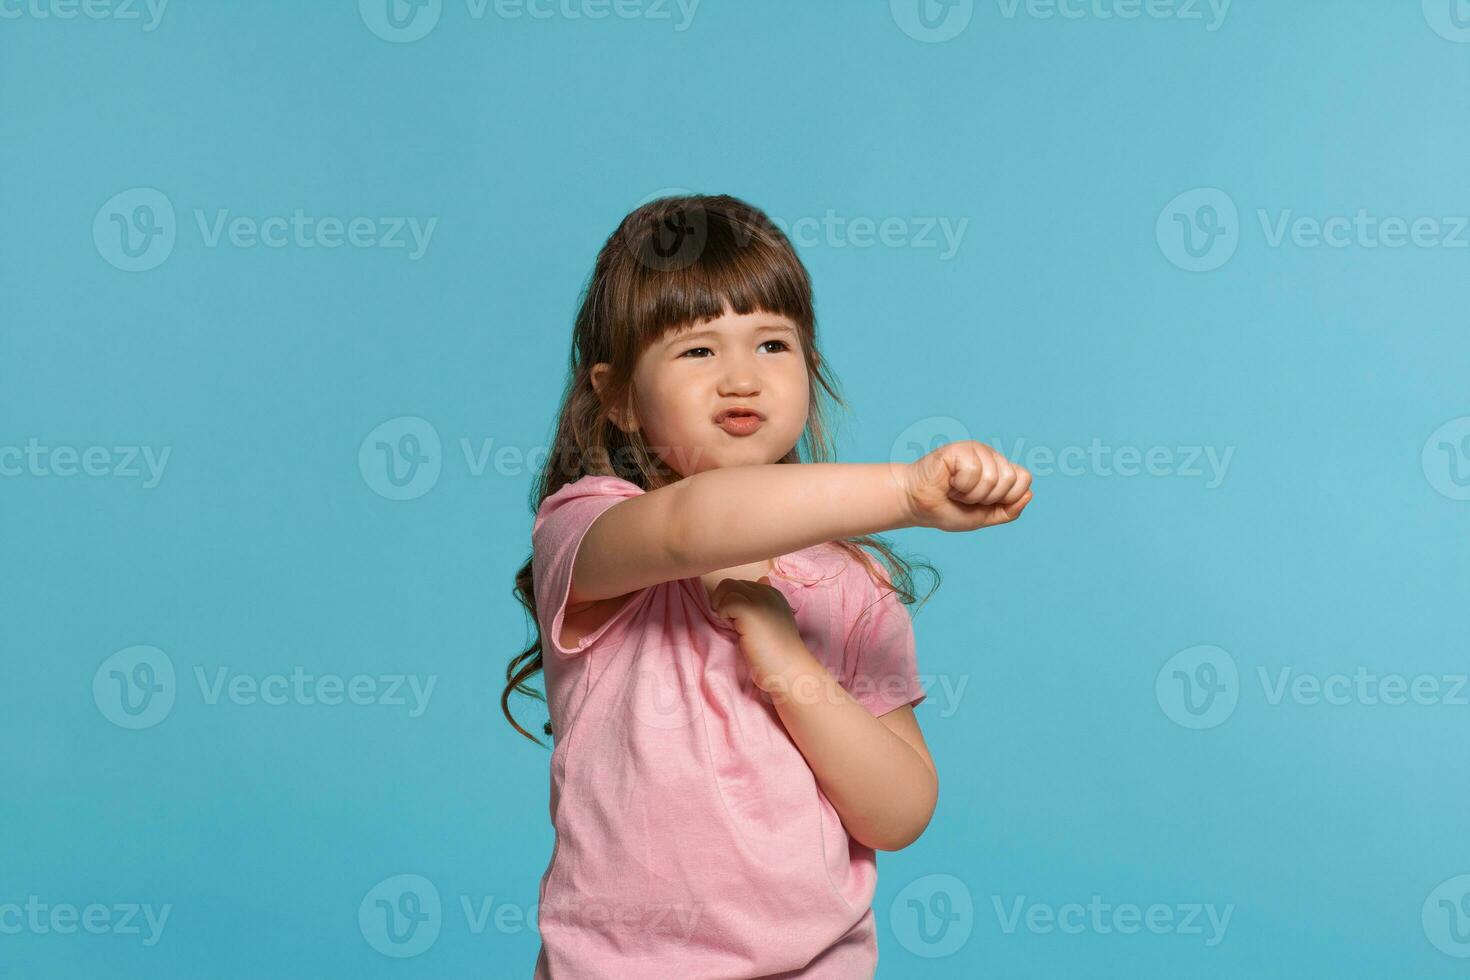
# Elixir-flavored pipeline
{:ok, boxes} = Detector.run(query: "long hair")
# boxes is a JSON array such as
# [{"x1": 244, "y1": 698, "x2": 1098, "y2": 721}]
[{"x1": 503, "y1": 193, "x2": 937, "y2": 747}]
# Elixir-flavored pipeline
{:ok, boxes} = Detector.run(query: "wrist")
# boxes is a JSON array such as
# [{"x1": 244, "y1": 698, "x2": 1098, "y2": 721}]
[
  {"x1": 751, "y1": 641, "x2": 825, "y2": 700},
  {"x1": 884, "y1": 460, "x2": 921, "y2": 530}
]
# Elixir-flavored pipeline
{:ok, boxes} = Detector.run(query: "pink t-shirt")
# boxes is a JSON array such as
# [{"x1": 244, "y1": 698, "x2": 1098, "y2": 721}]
[{"x1": 529, "y1": 474, "x2": 927, "y2": 979}]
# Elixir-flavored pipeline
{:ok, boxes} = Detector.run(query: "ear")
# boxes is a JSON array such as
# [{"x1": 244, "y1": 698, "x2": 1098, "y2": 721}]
[{"x1": 590, "y1": 363, "x2": 639, "y2": 433}]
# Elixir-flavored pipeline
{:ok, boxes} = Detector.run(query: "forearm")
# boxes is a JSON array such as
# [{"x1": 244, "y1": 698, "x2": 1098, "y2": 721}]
[
  {"x1": 667, "y1": 462, "x2": 913, "y2": 576},
  {"x1": 759, "y1": 643, "x2": 937, "y2": 852}
]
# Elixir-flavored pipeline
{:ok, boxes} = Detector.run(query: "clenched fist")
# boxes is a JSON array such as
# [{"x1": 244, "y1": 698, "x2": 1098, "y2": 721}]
[{"x1": 901, "y1": 440, "x2": 1033, "y2": 532}]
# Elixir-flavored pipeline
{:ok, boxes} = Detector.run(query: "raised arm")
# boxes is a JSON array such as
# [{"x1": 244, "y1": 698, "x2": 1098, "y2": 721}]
[
  {"x1": 569, "y1": 462, "x2": 912, "y2": 605},
  {"x1": 571, "y1": 441, "x2": 1032, "y2": 605}
]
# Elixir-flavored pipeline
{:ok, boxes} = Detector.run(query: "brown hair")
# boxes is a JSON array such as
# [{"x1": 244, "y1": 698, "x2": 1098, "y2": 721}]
[{"x1": 502, "y1": 193, "x2": 937, "y2": 747}]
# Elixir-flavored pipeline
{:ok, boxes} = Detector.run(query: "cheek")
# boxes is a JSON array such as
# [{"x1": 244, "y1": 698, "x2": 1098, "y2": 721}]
[
  {"x1": 636, "y1": 382, "x2": 701, "y2": 440},
  {"x1": 784, "y1": 372, "x2": 812, "y2": 421}
]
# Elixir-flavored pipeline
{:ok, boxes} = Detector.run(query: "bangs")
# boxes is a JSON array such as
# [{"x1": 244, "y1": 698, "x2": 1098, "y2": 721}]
[{"x1": 613, "y1": 196, "x2": 814, "y2": 352}]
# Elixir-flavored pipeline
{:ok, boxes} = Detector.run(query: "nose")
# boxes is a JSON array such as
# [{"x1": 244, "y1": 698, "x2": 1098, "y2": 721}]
[{"x1": 716, "y1": 348, "x2": 761, "y2": 397}]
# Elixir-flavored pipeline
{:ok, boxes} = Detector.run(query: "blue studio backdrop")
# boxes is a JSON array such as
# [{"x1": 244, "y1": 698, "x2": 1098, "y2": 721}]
[{"x1": 4, "y1": 1, "x2": 1470, "y2": 977}]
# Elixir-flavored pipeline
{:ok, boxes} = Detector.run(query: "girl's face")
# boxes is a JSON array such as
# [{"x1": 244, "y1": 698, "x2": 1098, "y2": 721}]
[{"x1": 593, "y1": 305, "x2": 812, "y2": 478}]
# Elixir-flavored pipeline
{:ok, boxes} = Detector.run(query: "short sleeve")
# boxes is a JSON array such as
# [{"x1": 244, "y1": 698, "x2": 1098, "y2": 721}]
[
  {"x1": 846, "y1": 581, "x2": 927, "y2": 716},
  {"x1": 531, "y1": 475, "x2": 648, "y2": 658}
]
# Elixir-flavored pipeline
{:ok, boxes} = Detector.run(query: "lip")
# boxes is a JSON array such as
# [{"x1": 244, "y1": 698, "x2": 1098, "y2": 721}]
[
  {"x1": 713, "y1": 407, "x2": 766, "y2": 424},
  {"x1": 714, "y1": 407, "x2": 765, "y2": 437}
]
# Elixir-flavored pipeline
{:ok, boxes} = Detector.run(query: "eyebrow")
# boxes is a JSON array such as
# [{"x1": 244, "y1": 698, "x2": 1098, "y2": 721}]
[{"x1": 667, "y1": 323, "x2": 798, "y2": 346}]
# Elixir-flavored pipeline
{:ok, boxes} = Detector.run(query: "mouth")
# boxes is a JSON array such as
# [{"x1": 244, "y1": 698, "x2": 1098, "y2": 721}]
[{"x1": 714, "y1": 407, "x2": 765, "y2": 436}]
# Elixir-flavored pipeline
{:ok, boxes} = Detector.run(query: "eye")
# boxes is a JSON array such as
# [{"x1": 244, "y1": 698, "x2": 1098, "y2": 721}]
[{"x1": 678, "y1": 340, "x2": 792, "y2": 359}]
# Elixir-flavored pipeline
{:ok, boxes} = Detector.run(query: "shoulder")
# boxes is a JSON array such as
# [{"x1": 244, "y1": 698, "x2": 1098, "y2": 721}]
[
  {"x1": 832, "y1": 547, "x2": 910, "y2": 633},
  {"x1": 772, "y1": 541, "x2": 850, "y2": 588},
  {"x1": 777, "y1": 542, "x2": 893, "y2": 612},
  {"x1": 533, "y1": 474, "x2": 646, "y2": 531}
]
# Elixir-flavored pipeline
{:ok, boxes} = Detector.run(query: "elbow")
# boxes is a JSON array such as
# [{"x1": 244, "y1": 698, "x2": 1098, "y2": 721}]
[
  {"x1": 867, "y1": 822, "x2": 928, "y2": 853},
  {"x1": 871, "y1": 811, "x2": 936, "y2": 853},
  {"x1": 867, "y1": 773, "x2": 939, "y2": 852}
]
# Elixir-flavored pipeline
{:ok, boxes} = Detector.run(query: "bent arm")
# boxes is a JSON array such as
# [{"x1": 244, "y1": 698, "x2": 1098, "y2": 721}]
[
  {"x1": 570, "y1": 463, "x2": 914, "y2": 604},
  {"x1": 761, "y1": 645, "x2": 938, "y2": 851}
]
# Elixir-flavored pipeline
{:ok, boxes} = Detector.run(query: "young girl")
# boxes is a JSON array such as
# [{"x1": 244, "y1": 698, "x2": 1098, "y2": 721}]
[{"x1": 503, "y1": 194, "x2": 1032, "y2": 978}]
